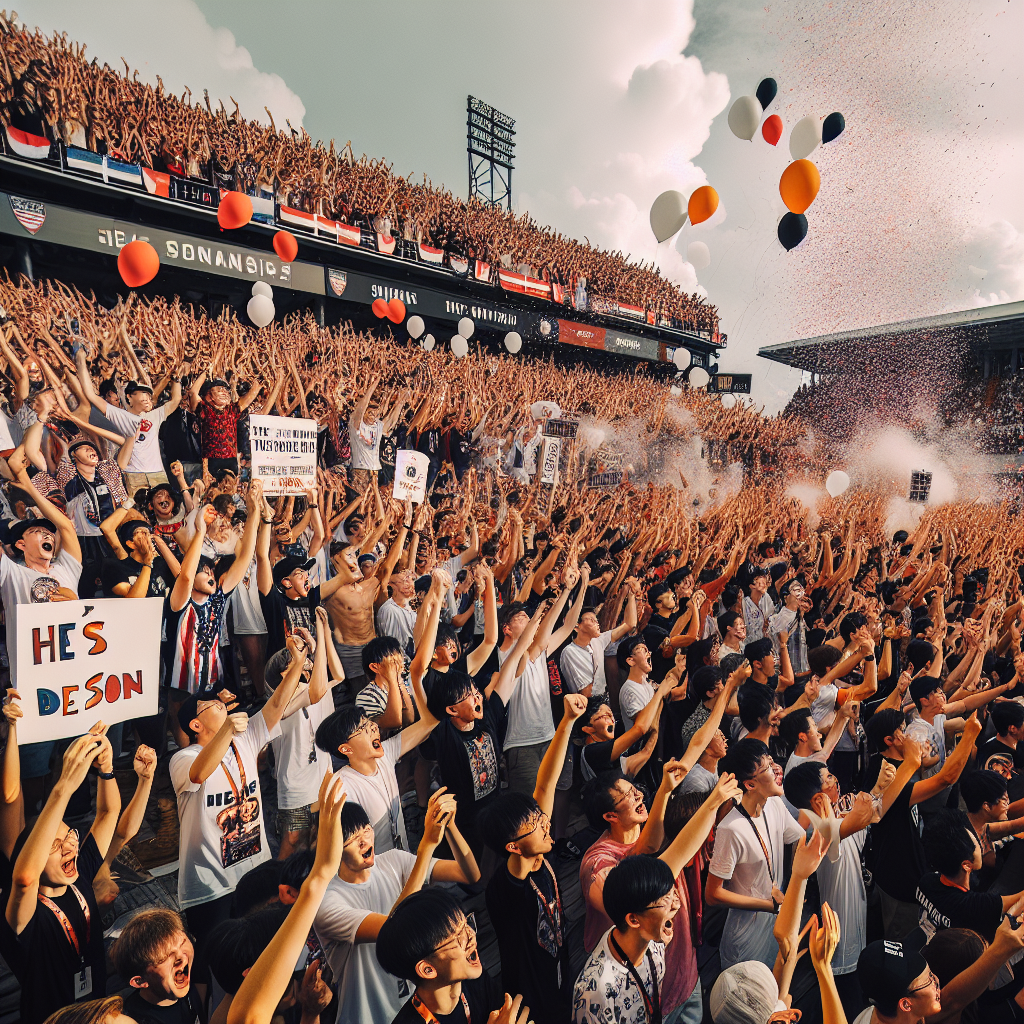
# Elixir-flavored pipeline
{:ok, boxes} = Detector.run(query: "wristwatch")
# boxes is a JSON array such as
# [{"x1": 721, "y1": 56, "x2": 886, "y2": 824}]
[{"x1": 96, "y1": 769, "x2": 115, "y2": 780}]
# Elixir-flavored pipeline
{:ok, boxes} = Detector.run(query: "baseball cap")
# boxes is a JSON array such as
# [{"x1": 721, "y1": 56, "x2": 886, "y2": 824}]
[
  {"x1": 857, "y1": 940, "x2": 930, "y2": 1014},
  {"x1": 199, "y1": 377, "x2": 229, "y2": 398},
  {"x1": 710, "y1": 961, "x2": 783, "y2": 1024},
  {"x1": 6, "y1": 517, "x2": 57, "y2": 546},
  {"x1": 124, "y1": 381, "x2": 153, "y2": 396},
  {"x1": 116, "y1": 519, "x2": 152, "y2": 550},
  {"x1": 67, "y1": 437, "x2": 100, "y2": 457},
  {"x1": 273, "y1": 555, "x2": 315, "y2": 586}
]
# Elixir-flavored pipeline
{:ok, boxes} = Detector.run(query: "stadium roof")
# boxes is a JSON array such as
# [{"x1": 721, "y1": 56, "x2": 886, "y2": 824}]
[{"x1": 758, "y1": 300, "x2": 1024, "y2": 372}]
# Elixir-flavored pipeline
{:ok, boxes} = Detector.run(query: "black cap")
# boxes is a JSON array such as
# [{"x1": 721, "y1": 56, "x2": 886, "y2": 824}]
[
  {"x1": 68, "y1": 437, "x2": 100, "y2": 457},
  {"x1": 199, "y1": 378, "x2": 229, "y2": 398},
  {"x1": 124, "y1": 381, "x2": 153, "y2": 396},
  {"x1": 116, "y1": 519, "x2": 152, "y2": 550},
  {"x1": 273, "y1": 555, "x2": 315, "y2": 586},
  {"x1": 857, "y1": 940, "x2": 929, "y2": 1014},
  {"x1": 6, "y1": 517, "x2": 57, "y2": 546}
]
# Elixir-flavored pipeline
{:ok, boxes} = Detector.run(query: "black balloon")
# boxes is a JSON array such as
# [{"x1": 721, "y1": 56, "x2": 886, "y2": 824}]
[
  {"x1": 778, "y1": 213, "x2": 808, "y2": 251},
  {"x1": 822, "y1": 111, "x2": 846, "y2": 143},
  {"x1": 755, "y1": 77, "x2": 777, "y2": 109}
]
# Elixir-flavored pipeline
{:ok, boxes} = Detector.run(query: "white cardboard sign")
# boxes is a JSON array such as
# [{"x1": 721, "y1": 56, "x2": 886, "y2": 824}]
[
  {"x1": 392, "y1": 450, "x2": 429, "y2": 504},
  {"x1": 248, "y1": 415, "x2": 318, "y2": 495}
]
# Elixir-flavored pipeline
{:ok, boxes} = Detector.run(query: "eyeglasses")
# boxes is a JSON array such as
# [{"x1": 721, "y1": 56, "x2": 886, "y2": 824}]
[
  {"x1": 348, "y1": 719, "x2": 378, "y2": 739},
  {"x1": 430, "y1": 914, "x2": 478, "y2": 955},
  {"x1": 512, "y1": 813, "x2": 550, "y2": 843},
  {"x1": 196, "y1": 699, "x2": 224, "y2": 716},
  {"x1": 907, "y1": 970, "x2": 940, "y2": 995},
  {"x1": 50, "y1": 828, "x2": 79, "y2": 855},
  {"x1": 755, "y1": 759, "x2": 780, "y2": 778},
  {"x1": 645, "y1": 889, "x2": 681, "y2": 913},
  {"x1": 343, "y1": 824, "x2": 374, "y2": 848},
  {"x1": 612, "y1": 784, "x2": 642, "y2": 809}
]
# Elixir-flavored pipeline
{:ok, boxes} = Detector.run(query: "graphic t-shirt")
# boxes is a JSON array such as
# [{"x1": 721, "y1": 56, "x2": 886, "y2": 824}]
[
  {"x1": 59, "y1": 463, "x2": 121, "y2": 537},
  {"x1": 102, "y1": 555, "x2": 174, "y2": 598},
  {"x1": 169, "y1": 709, "x2": 279, "y2": 909},
  {"x1": 260, "y1": 583, "x2": 322, "y2": 659},
  {"x1": 163, "y1": 589, "x2": 229, "y2": 695},
  {"x1": 916, "y1": 872, "x2": 1003, "y2": 941},
  {"x1": 103, "y1": 402, "x2": 169, "y2": 473},
  {"x1": 197, "y1": 400, "x2": 241, "y2": 459},
  {"x1": 572, "y1": 930, "x2": 666, "y2": 1024}
]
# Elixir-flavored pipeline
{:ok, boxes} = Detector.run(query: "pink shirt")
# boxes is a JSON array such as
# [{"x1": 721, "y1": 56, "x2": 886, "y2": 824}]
[{"x1": 579, "y1": 832, "x2": 699, "y2": 1014}]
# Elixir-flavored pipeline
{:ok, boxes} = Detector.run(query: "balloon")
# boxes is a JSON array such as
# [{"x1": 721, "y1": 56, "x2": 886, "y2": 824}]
[
  {"x1": 825, "y1": 470, "x2": 850, "y2": 497},
  {"x1": 371, "y1": 298, "x2": 389, "y2": 318},
  {"x1": 458, "y1": 317, "x2": 475, "y2": 339},
  {"x1": 822, "y1": 111, "x2": 846, "y2": 144},
  {"x1": 246, "y1": 294, "x2": 275, "y2": 328},
  {"x1": 450, "y1": 335, "x2": 469, "y2": 358},
  {"x1": 539, "y1": 319, "x2": 552, "y2": 336},
  {"x1": 686, "y1": 241, "x2": 710, "y2": 270},
  {"x1": 688, "y1": 366, "x2": 710, "y2": 389},
  {"x1": 669, "y1": 385, "x2": 683, "y2": 397},
  {"x1": 252, "y1": 280, "x2": 273, "y2": 299},
  {"x1": 688, "y1": 186, "x2": 719, "y2": 226},
  {"x1": 780, "y1": 159, "x2": 820, "y2": 214},
  {"x1": 778, "y1": 212, "x2": 808, "y2": 251},
  {"x1": 756, "y1": 77, "x2": 778, "y2": 109},
  {"x1": 504, "y1": 331, "x2": 522, "y2": 353},
  {"x1": 272, "y1": 230, "x2": 298, "y2": 262},
  {"x1": 673, "y1": 347, "x2": 691, "y2": 371},
  {"x1": 217, "y1": 191, "x2": 253, "y2": 230},
  {"x1": 406, "y1": 315, "x2": 425, "y2": 340},
  {"x1": 727, "y1": 95, "x2": 762, "y2": 141},
  {"x1": 422, "y1": 334, "x2": 435, "y2": 351},
  {"x1": 720, "y1": 393, "x2": 737, "y2": 410},
  {"x1": 117, "y1": 240, "x2": 159, "y2": 288},
  {"x1": 387, "y1": 298, "x2": 406, "y2": 323},
  {"x1": 649, "y1": 190, "x2": 688, "y2": 242},
  {"x1": 761, "y1": 114, "x2": 783, "y2": 147},
  {"x1": 789, "y1": 115, "x2": 822, "y2": 160}
]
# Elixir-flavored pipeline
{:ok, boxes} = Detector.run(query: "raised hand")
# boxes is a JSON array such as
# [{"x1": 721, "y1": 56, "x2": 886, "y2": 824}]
[{"x1": 133, "y1": 744, "x2": 157, "y2": 780}]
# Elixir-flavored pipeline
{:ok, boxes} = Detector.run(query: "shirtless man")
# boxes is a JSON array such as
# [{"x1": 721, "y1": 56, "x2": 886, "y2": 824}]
[{"x1": 324, "y1": 542, "x2": 383, "y2": 698}]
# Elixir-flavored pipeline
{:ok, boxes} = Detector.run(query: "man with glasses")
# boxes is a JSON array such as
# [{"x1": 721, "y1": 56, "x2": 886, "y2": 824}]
[
  {"x1": 770, "y1": 578, "x2": 811, "y2": 678},
  {"x1": 559, "y1": 580, "x2": 639, "y2": 699}
]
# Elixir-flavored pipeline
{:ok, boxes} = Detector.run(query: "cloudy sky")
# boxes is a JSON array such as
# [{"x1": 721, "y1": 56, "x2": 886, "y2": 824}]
[{"x1": 16, "y1": 0, "x2": 1023, "y2": 409}]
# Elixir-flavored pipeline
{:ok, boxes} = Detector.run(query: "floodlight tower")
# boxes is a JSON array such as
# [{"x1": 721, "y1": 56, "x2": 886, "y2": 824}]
[{"x1": 467, "y1": 96, "x2": 515, "y2": 210}]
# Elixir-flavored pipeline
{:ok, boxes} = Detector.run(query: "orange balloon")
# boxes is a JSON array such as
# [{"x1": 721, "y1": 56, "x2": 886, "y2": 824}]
[
  {"x1": 779, "y1": 159, "x2": 820, "y2": 214},
  {"x1": 117, "y1": 240, "x2": 159, "y2": 288},
  {"x1": 217, "y1": 191, "x2": 253, "y2": 230},
  {"x1": 761, "y1": 114, "x2": 783, "y2": 147},
  {"x1": 273, "y1": 230, "x2": 298, "y2": 262},
  {"x1": 386, "y1": 298, "x2": 406, "y2": 323},
  {"x1": 371, "y1": 298, "x2": 389, "y2": 318},
  {"x1": 688, "y1": 186, "x2": 719, "y2": 226}
]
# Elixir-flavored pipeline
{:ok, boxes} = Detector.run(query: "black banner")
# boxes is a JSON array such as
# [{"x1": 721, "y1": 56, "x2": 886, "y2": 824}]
[{"x1": 706, "y1": 373, "x2": 752, "y2": 394}]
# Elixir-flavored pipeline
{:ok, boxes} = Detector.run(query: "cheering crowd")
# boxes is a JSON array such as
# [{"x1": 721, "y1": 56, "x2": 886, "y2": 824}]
[{"x1": 0, "y1": 268, "x2": 1016, "y2": 1024}]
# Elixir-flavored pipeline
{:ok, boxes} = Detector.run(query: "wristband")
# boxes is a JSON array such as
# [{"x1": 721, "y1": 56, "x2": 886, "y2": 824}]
[
  {"x1": 262, "y1": 518, "x2": 274, "y2": 524},
  {"x1": 96, "y1": 770, "x2": 115, "y2": 780},
  {"x1": 144, "y1": 562, "x2": 155, "y2": 569},
  {"x1": 864, "y1": 654, "x2": 876, "y2": 662}
]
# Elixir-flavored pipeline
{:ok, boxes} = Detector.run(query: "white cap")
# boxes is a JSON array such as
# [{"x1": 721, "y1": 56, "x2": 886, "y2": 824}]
[{"x1": 710, "y1": 961, "x2": 785, "y2": 1024}]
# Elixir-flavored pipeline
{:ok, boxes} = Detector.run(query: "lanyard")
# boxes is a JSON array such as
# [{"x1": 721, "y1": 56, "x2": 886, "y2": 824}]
[
  {"x1": 37, "y1": 883, "x2": 90, "y2": 958},
  {"x1": 736, "y1": 803, "x2": 775, "y2": 887},
  {"x1": 411, "y1": 991, "x2": 471, "y2": 1024},
  {"x1": 221, "y1": 742, "x2": 247, "y2": 802},
  {"x1": 608, "y1": 932, "x2": 661, "y2": 1024},
  {"x1": 528, "y1": 858, "x2": 563, "y2": 949},
  {"x1": 940, "y1": 876, "x2": 970, "y2": 892}
]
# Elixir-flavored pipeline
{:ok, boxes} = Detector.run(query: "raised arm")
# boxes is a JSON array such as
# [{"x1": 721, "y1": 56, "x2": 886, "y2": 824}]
[
  {"x1": 533, "y1": 695, "x2": 587, "y2": 817},
  {"x1": 171, "y1": 505, "x2": 214, "y2": 612},
  {"x1": 10, "y1": 450, "x2": 82, "y2": 564},
  {"x1": 219, "y1": 482, "x2": 263, "y2": 594},
  {"x1": 548, "y1": 564, "x2": 591, "y2": 651},
  {"x1": 662, "y1": 772, "x2": 743, "y2": 876},
  {"x1": 465, "y1": 565, "x2": 498, "y2": 677}
]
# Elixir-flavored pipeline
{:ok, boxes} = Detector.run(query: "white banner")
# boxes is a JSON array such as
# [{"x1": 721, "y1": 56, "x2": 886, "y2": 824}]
[
  {"x1": 392, "y1": 450, "x2": 429, "y2": 504},
  {"x1": 248, "y1": 415, "x2": 318, "y2": 495},
  {"x1": 15, "y1": 597, "x2": 162, "y2": 743},
  {"x1": 0, "y1": 411, "x2": 14, "y2": 452},
  {"x1": 539, "y1": 436, "x2": 562, "y2": 485}
]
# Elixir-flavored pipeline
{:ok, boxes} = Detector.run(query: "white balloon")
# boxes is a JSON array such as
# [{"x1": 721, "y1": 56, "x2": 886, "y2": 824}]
[
  {"x1": 688, "y1": 366, "x2": 710, "y2": 389},
  {"x1": 406, "y1": 315, "x2": 425, "y2": 340},
  {"x1": 669, "y1": 385, "x2": 683, "y2": 396},
  {"x1": 686, "y1": 241, "x2": 711, "y2": 271},
  {"x1": 539, "y1": 319, "x2": 552, "y2": 336},
  {"x1": 422, "y1": 334, "x2": 435, "y2": 351},
  {"x1": 458, "y1": 317, "x2": 475, "y2": 339},
  {"x1": 251, "y1": 281, "x2": 273, "y2": 300},
  {"x1": 504, "y1": 331, "x2": 522, "y2": 353},
  {"x1": 450, "y1": 335, "x2": 469, "y2": 358},
  {"x1": 672, "y1": 347, "x2": 691, "y2": 371},
  {"x1": 649, "y1": 190, "x2": 688, "y2": 243},
  {"x1": 789, "y1": 115, "x2": 822, "y2": 160},
  {"x1": 246, "y1": 294, "x2": 275, "y2": 328},
  {"x1": 720, "y1": 393, "x2": 737, "y2": 409},
  {"x1": 825, "y1": 470, "x2": 851, "y2": 497},
  {"x1": 727, "y1": 95, "x2": 762, "y2": 141}
]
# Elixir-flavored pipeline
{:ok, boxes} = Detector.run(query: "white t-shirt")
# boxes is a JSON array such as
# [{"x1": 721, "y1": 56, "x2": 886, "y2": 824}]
[
  {"x1": 679, "y1": 762, "x2": 718, "y2": 795},
  {"x1": 560, "y1": 630, "x2": 614, "y2": 697},
  {"x1": 905, "y1": 713, "x2": 947, "y2": 778},
  {"x1": 349, "y1": 415, "x2": 383, "y2": 471},
  {"x1": 572, "y1": 929, "x2": 666, "y2": 1024},
  {"x1": 103, "y1": 402, "x2": 169, "y2": 474},
  {"x1": 340, "y1": 734, "x2": 409, "y2": 853},
  {"x1": 229, "y1": 557, "x2": 267, "y2": 635},
  {"x1": 271, "y1": 688, "x2": 334, "y2": 810},
  {"x1": 169, "y1": 709, "x2": 280, "y2": 908},
  {"x1": 498, "y1": 647, "x2": 555, "y2": 750},
  {"x1": 709, "y1": 798, "x2": 806, "y2": 968},
  {"x1": 376, "y1": 598, "x2": 417, "y2": 657},
  {"x1": 816, "y1": 829, "x2": 868, "y2": 975},
  {"x1": 314, "y1": 849, "x2": 437, "y2": 1024},
  {"x1": 0, "y1": 549, "x2": 83, "y2": 684},
  {"x1": 618, "y1": 678, "x2": 655, "y2": 731}
]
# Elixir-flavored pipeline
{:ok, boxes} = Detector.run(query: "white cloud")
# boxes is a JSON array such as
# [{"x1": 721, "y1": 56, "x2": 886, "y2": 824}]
[{"x1": 15, "y1": 0, "x2": 305, "y2": 127}]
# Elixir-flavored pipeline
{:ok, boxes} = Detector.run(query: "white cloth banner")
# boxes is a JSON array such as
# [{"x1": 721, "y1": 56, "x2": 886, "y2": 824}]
[
  {"x1": 16, "y1": 597, "x2": 162, "y2": 743},
  {"x1": 392, "y1": 450, "x2": 429, "y2": 504},
  {"x1": 248, "y1": 415, "x2": 318, "y2": 495}
]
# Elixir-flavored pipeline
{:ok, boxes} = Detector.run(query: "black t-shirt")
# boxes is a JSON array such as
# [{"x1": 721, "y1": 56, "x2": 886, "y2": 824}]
[
  {"x1": 978, "y1": 737, "x2": 1024, "y2": 773},
  {"x1": 644, "y1": 616, "x2": 676, "y2": 683},
  {"x1": 421, "y1": 692, "x2": 508, "y2": 824},
  {"x1": 259, "y1": 583, "x2": 322, "y2": 659},
  {"x1": 0, "y1": 833, "x2": 106, "y2": 1022},
  {"x1": 123, "y1": 988, "x2": 205, "y2": 1024},
  {"x1": 102, "y1": 555, "x2": 174, "y2": 599},
  {"x1": 392, "y1": 973, "x2": 501, "y2": 1024},
  {"x1": 579, "y1": 739, "x2": 621, "y2": 781},
  {"x1": 916, "y1": 872, "x2": 1003, "y2": 940},
  {"x1": 160, "y1": 406, "x2": 202, "y2": 464},
  {"x1": 870, "y1": 762, "x2": 930, "y2": 902},
  {"x1": 485, "y1": 859, "x2": 572, "y2": 1021}
]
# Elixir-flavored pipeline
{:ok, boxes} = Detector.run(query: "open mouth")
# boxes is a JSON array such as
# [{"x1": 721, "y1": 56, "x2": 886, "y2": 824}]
[
  {"x1": 466, "y1": 946, "x2": 480, "y2": 966},
  {"x1": 41, "y1": 539, "x2": 54, "y2": 553},
  {"x1": 362, "y1": 846, "x2": 374, "y2": 862},
  {"x1": 173, "y1": 964, "x2": 189, "y2": 988},
  {"x1": 371, "y1": 738, "x2": 382, "y2": 752},
  {"x1": 62, "y1": 854, "x2": 77, "y2": 877}
]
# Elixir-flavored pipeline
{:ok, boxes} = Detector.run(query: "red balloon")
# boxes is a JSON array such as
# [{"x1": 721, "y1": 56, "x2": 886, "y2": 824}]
[
  {"x1": 217, "y1": 191, "x2": 253, "y2": 230},
  {"x1": 762, "y1": 114, "x2": 783, "y2": 147},
  {"x1": 371, "y1": 298, "x2": 389, "y2": 318},
  {"x1": 386, "y1": 298, "x2": 406, "y2": 323},
  {"x1": 273, "y1": 230, "x2": 298, "y2": 262},
  {"x1": 117, "y1": 240, "x2": 159, "y2": 288}
]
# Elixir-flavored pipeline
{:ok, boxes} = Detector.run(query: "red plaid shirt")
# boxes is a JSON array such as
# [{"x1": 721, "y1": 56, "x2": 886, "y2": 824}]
[{"x1": 197, "y1": 400, "x2": 240, "y2": 459}]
